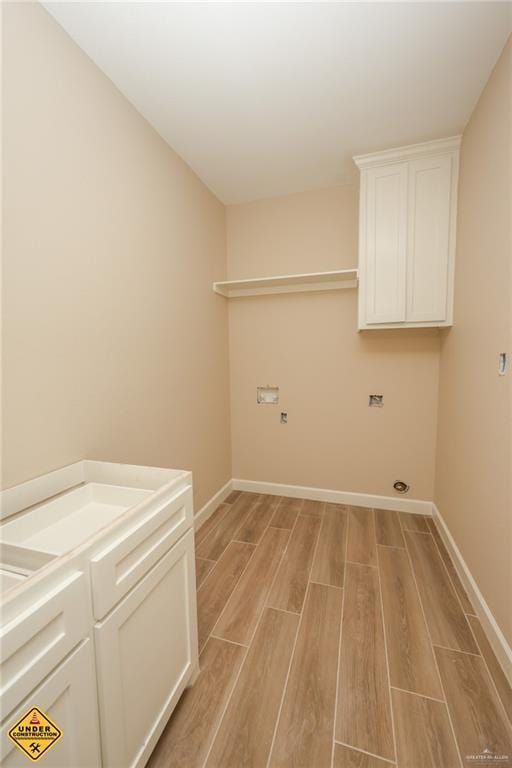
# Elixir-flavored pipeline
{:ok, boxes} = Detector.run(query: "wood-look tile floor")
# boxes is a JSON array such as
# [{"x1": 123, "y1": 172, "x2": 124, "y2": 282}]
[{"x1": 148, "y1": 494, "x2": 512, "y2": 768}]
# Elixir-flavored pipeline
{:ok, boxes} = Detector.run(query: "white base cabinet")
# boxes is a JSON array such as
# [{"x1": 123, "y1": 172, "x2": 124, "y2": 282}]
[
  {"x1": 95, "y1": 529, "x2": 197, "y2": 768},
  {"x1": 354, "y1": 136, "x2": 460, "y2": 330},
  {"x1": 0, "y1": 462, "x2": 198, "y2": 768}
]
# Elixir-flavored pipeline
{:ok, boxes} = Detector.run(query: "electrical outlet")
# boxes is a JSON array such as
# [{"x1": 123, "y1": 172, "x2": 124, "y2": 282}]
[
  {"x1": 369, "y1": 394, "x2": 384, "y2": 407},
  {"x1": 280, "y1": 412, "x2": 288, "y2": 424}
]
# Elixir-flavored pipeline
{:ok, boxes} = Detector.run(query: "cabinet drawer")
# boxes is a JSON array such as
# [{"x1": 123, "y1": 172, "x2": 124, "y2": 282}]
[
  {"x1": 95, "y1": 529, "x2": 198, "y2": 768},
  {"x1": 0, "y1": 572, "x2": 88, "y2": 721},
  {"x1": 90, "y1": 484, "x2": 192, "y2": 619}
]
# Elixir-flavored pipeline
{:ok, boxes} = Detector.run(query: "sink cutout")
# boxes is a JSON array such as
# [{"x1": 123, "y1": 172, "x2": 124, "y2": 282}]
[{"x1": 0, "y1": 484, "x2": 151, "y2": 556}]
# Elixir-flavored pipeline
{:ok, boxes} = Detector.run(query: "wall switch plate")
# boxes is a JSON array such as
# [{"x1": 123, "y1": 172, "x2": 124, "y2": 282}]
[
  {"x1": 369, "y1": 394, "x2": 384, "y2": 407},
  {"x1": 257, "y1": 386, "x2": 279, "y2": 404}
]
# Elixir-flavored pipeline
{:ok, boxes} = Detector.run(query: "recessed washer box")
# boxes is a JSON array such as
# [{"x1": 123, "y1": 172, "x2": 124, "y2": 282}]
[{"x1": 257, "y1": 386, "x2": 279, "y2": 404}]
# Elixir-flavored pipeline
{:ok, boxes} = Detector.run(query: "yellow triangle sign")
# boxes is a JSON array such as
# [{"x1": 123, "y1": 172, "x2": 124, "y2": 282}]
[{"x1": 8, "y1": 707, "x2": 63, "y2": 761}]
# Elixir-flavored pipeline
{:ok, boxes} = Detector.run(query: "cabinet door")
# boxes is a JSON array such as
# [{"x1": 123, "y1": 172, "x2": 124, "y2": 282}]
[
  {"x1": 362, "y1": 162, "x2": 408, "y2": 324},
  {"x1": 406, "y1": 155, "x2": 452, "y2": 322},
  {"x1": 0, "y1": 572, "x2": 89, "y2": 718},
  {"x1": 94, "y1": 528, "x2": 198, "y2": 768},
  {"x1": 0, "y1": 641, "x2": 101, "y2": 768}
]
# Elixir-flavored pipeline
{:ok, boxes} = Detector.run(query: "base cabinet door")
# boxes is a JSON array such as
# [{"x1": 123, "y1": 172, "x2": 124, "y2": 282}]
[
  {"x1": 0, "y1": 640, "x2": 101, "y2": 768},
  {"x1": 94, "y1": 529, "x2": 198, "y2": 768}
]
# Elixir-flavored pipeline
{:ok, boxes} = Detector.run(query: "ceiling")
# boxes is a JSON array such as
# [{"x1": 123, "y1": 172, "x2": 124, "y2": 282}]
[{"x1": 43, "y1": 2, "x2": 511, "y2": 204}]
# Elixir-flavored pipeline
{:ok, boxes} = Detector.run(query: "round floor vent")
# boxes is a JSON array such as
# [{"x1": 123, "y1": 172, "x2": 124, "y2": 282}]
[{"x1": 393, "y1": 480, "x2": 410, "y2": 494}]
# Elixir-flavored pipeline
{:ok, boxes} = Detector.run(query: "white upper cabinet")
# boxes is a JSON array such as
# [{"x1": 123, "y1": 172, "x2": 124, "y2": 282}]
[
  {"x1": 354, "y1": 137, "x2": 460, "y2": 330},
  {"x1": 363, "y1": 162, "x2": 408, "y2": 324}
]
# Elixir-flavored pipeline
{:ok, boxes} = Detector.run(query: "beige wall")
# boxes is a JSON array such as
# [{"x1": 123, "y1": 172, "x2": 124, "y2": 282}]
[
  {"x1": 227, "y1": 187, "x2": 441, "y2": 500},
  {"x1": 1, "y1": 2, "x2": 231, "y2": 509},
  {"x1": 435, "y1": 39, "x2": 512, "y2": 645},
  {"x1": 3, "y1": 8, "x2": 510, "y2": 651}
]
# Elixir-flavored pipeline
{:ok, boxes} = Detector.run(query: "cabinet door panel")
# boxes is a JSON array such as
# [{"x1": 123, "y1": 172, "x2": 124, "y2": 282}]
[
  {"x1": 364, "y1": 163, "x2": 408, "y2": 324},
  {"x1": 0, "y1": 641, "x2": 101, "y2": 768},
  {"x1": 406, "y1": 155, "x2": 452, "y2": 321},
  {"x1": 94, "y1": 529, "x2": 198, "y2": 768},
  {"x1": 0, "y1": 572, "x2": 88, "y2": 718}
]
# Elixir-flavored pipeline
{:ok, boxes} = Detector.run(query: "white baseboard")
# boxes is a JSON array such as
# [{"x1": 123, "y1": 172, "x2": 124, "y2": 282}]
[
  {"x1": 232, "y1": 478, "x2": 433, "y2": 515},
  {"x1": 194, "y1": 479, "x2": 233, "y2": 530},
  {"x1": 433, "y1": 503, "x2": 512, "y2": 686}
]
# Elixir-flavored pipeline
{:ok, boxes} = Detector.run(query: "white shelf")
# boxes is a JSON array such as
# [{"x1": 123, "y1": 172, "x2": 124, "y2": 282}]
[{"x1": 213, "y1": 269, "x2": 358, "y2": 298}]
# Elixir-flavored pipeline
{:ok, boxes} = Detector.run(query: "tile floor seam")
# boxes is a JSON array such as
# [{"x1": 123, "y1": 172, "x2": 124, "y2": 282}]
[
  {"x1": 195, "y1": 555, "x2": 221, "y2": 594},
  {"x1": 194, "y1": 496, "x2": 258, "y2": 592},
  {"x1": 334, "y1": 740, "x2": 397, "y2": 765},
  {"x1": 424, "y1": 518, "x2": 478, "y2": 616},
  {"x1": 389, "y1": 685, "x2": 446, "y2": 705},
  {"x1": 431, "y1": 642, "x2": 482, "y2": 658},
  {"x1": 231, "y1": 493, "x2": 263, "y2": 542},
  {"x1": 254, "y1": 497, "x2": 282, "y2": 544},
  {"x1": 403, "y1": 530, "x2": 480, "y2": 655},
  {"x1": 203, "y1": 541, "x2": 259, "y2": 652},
  {"x1": 345, "y1": 558, "x2": 378, "y2": 568},
  {"x1": 267, "y1": 511, "x2": 324, "y2": 615},
  {"x1": 309, "y1": 580, "x2": 344, "y2": 590},
  {"x1": 265, "y1": 507, "x2": 323, "y2": 768},
  {"x1": 198, "y1": 636, "x2": 250, "y2": 768},
  {"x1": 197, "y1": 502, "x2": 254, "y2": 563},
  {"x1": 273, "y1": 496, "x2": 305, "y2": 531},
  {"x1": 268, "y1": 524, "x2": 296, "y2": 532},
  {"x1": 199, "y1": 492, "x2": 293, "y2": 768},
  {"x1": 249, "y1": 496, "x2": 283, "y2": 546},
  {"x1": 264, "y1": 578, "x2": 314, "y2": 768},
  {"x1": 222, "y1": 510, "x2": 298, "y2": 652},
  {"x1": 195, "y1": 557, "x2": 222, "y2": 593},
  {"x1": 209, "y1": 634, "x2": 248, "y2": 648},
  {"x1": 465, "y1": 618, "x2": 512, "y2": 729},
  {"x1": 427, "y1": 518, "x2": 476, "y2": 618},
  {"x1": 374, "y1": 513, "x2": 398, "y2": 765},
  {"x1": 330, "y1": 498, "x2": 349, "y2": 768},
  {"x1": 402, "y1": 526, "x2": 464, "y2": 768},
  {"x1": 194, "y1": 504, "x2": 230, "y2": 551},
  {"x1": 264, "y1": 604, "x2": 300, "y2": 616},
  {"x1": 402, "y1": 528, "x2": 430, "y2": 535}
]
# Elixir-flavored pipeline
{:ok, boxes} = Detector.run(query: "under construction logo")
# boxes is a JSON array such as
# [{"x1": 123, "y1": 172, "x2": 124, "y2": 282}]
[{"x1": 8, "y1": 707, "x2": 62, "y2": 761}]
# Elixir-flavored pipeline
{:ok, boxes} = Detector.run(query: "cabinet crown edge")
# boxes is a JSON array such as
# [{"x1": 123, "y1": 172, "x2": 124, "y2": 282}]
[{"x1": 353, "y1": 135, "x2": 461, "y2": 170}]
